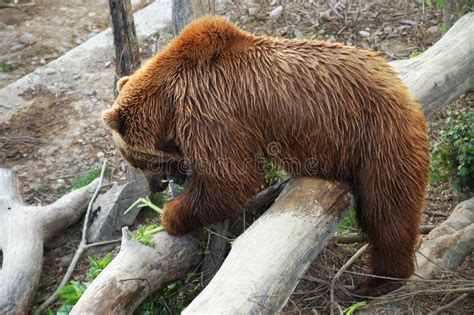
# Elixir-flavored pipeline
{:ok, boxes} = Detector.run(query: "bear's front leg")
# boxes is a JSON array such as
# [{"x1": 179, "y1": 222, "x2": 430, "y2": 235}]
[{"x1": 161, "y1": 171, "x2": 261, "y2": 235}]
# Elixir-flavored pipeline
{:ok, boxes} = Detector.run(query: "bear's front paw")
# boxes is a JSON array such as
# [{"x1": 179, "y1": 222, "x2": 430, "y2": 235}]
[{"x1": 160, "y1": 200, "x2": 196, "y2": 235}]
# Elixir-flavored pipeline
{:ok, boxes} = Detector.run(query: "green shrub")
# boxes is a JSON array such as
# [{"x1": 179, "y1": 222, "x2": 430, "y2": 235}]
[
  {"x1": 431, "y1": 111, "x2": 474, "y2": 194},
  {"x1": 86, "y1": 253, "x2": 114, "y2": 280},
  {"x1": 55, "y1": 281, "x2": 88, "y2": 314}
]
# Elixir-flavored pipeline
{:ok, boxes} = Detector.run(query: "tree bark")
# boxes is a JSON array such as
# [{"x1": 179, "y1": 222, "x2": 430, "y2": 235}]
[{"x1": 0, "y1": 169, "x2": 100, "y2": 315}]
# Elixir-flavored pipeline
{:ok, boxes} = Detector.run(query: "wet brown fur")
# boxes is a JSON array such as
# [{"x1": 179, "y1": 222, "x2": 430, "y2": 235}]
[{"x1": 103, "y1": 16, "x2": 430, "y2": 295}]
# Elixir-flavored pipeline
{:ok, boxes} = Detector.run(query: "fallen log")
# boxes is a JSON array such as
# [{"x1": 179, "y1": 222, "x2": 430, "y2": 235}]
[
  {"x1": 184, "y1": 178, "x2": 351, "y2": 314},
  {"x1": 73, "y1": 12, "x2": 474, "y2": 314},
  {"x1": 0, "y1": 169, "x2": 100, "y2": 315},
  {"x1": 390, "y1": 12, "x2": 474, "y2": 118},
  {"x1": 71, "y1": 227, "x2": 200, "y2": 314}
]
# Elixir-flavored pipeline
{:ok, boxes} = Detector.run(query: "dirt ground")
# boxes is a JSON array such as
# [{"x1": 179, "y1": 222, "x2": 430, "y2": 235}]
[{"x1": 0, "y1": 0, "x2": 472, "y2": 313}]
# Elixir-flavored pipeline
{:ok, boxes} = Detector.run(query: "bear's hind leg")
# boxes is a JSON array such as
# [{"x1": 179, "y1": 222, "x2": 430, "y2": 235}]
[{"x1": 354, "y1": 179, "x2": 424, "y2": 296}]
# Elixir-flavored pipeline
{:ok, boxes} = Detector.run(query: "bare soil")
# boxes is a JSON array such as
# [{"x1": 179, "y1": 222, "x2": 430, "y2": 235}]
[{"x1": 0, "y1": 0, "x2": 472, "y2": 313}]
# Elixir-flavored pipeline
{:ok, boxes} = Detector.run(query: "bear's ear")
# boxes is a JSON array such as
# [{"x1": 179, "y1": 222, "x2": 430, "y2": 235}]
[
  {"x1": 102, "y1": 109, "x2": 125, "y2": 135},
  {"x1": 117, "y1": 76, "x2": 131, "y2": 93}
]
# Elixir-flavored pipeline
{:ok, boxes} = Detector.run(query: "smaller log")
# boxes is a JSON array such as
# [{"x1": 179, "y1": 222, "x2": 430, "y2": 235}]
[
  {"x1": 414, "y1": 197, "x2": 474, "y2": 280},
  {"x1": 184, "y1": 178, "x2": 351, "y2": 315},
  {"x1": 0, "y1": 169, "x2": 100, "y2": 315},
  {"x1": 70, "y1": 228, "x2": 200, "y2": 314}
]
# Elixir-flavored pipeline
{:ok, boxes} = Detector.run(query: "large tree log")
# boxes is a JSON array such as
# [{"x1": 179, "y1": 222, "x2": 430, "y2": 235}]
[
  {"x1": 0, "y1": 169, "x2": 100, "y2": 315},
  {"x1": 185, "y1": 178, "x2": 351, "y2": 314},
  {"x1": 73, "y1": 12, "x2": 474, "y2": 314}
]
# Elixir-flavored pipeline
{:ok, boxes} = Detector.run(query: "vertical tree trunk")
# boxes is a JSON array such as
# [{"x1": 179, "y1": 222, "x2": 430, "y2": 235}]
[
  {"x1": 108, "y1": 0, "x2": 140, "y2": 98},
  {"x1": 107, "y1": 0, "x2": 146, "y2": 182},
  {"x1": 443, "y1": 0, "x2": 464, "y2": 27},
  {"x1": 172, "y1": 0, "x2": 210, "y2": 36}
]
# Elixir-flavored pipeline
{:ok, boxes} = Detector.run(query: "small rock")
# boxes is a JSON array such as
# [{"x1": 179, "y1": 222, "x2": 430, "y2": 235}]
[
  {"x1": 269, "y1": 5, "x2": 283, "y2": 19},
  {"x1": 74, "y1": 38, "x2": 83, "y2": 45},
  {"x1": 97, "y1": 152, "x2": 105, "y2": 158},
  {"x1": 56, "y1": 178, "x2": 66, "y2": 187},
  {"x1": 45, "y1": 68, "x2": 56, "y2": 75},
  {"x1": 73, "y1": 74, "x2": 81, "y2": 80},
  {"x1": 19, "y1": 32, "x2": 37, "y2": 45},
  {"x1": 397, "y1": 25, "x2": 411, "y2": 32},
  {"x1": 104, "y1": 61, "x2": 111, "y2": 68},
  {"x1": 428, "y1": 25, "x2": 439, "y2": 33},
  {"x1": 319, "y1": 9, "x2": 331, "y2": 21},
  {"x1": 294, "y1": 29, "x2": 305, "y2": 39},
  {"x1": 359, "y1": 30, "x2": 370, "y2": 37},
  {"x1": 318, "y1": 29, "x2": 326, "y2": 35},
  {"x1": 248, "y1": 6, "x2": 259, "y2": 16},
  {"x1": 39, "y1": 58, "x2": 46, "y2": 65},
  {"x1": 399, "y1": 19, "x2": 417, "y2": 26},
  {"x1": 10, "y1": 43, "x2": 25, "y2": 53}
]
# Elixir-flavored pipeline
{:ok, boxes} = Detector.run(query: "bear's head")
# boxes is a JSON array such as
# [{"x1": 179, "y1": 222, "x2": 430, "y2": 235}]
[
  {"x1": 102, "y1": 16, "x2": 252, "y2": 192},
  {"x1": 102, "y1": 73, "x2": 187, "y2": 192}
]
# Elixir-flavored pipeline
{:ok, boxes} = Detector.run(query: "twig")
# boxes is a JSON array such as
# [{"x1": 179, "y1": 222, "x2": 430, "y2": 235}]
[
  {"x1": 330, "y1": 244, "x2": 368, "y2": 315},
  {"x1": 84, "y1": 238, "x2": 121, "y2": 249},
  {"x1": 429, "y1": 293, "x2": 469, "y2": 315},
  {"x1": 334, "y1": 225, "x2": 436, "y2": 243},
  {"x1": 34, "y1": 160, "x2": 108, "y2": 315}
]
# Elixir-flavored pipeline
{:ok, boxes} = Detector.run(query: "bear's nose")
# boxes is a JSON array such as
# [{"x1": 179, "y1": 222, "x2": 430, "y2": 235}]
[{"x1": 148, "y1": 175, "x2": 169, "y2": 193}]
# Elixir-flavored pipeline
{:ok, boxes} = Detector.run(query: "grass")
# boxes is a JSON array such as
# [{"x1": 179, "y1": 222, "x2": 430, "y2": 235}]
[
  {"x1": 136, "y1": 274, "x2": 201, "y2": 315},
  {"x1": 0, "y1": 61, "x2": 13, "y2": 72},
  {"x1": 337, "y1": 207, "x2": 358, "y2": 234},
  {"x1": 70, "y1": 167, "x2": 111, "y2": 190},
  {"x1": 409, "y1": 50, "x2": 422, "y2": 58}
]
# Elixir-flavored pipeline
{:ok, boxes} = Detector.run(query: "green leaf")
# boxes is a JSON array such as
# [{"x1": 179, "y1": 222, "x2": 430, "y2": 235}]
[{"x1": 345, "y1": 301, "x2": 367, "y2": 315}]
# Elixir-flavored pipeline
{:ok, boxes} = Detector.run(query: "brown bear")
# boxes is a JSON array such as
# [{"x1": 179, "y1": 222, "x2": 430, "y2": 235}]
[{"x1": 103, "y1": 16, "x2": 429, "y2": 296}]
